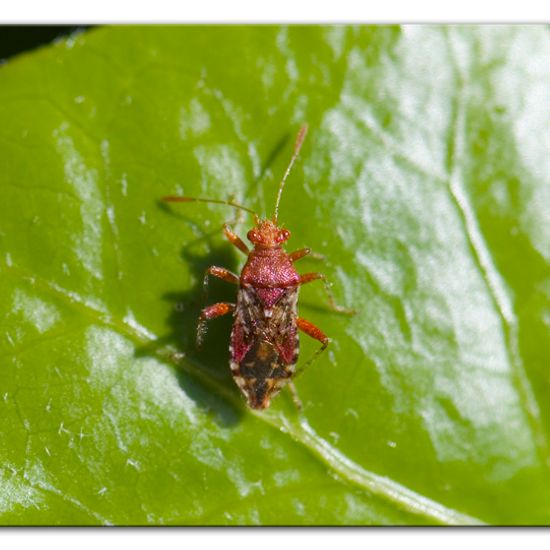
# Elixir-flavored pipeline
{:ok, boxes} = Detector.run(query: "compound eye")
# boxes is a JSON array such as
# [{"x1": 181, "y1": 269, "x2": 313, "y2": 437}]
[
  {"x1": 278, "y1": 229, "x2": 291, "y2": 242},
  {"x1": 247, "y1": 229, "x2": 258, "y2": 242}
]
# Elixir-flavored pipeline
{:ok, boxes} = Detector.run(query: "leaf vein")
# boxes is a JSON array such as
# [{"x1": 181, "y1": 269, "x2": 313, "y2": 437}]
[{"x1": 444, "y1": 29, "x2": 550, "y2": 468}]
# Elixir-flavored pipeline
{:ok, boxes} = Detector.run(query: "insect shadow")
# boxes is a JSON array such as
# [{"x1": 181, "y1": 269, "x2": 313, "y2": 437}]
[{"x1": 130, "y1": 204, "x2": 246, "y2": 426}]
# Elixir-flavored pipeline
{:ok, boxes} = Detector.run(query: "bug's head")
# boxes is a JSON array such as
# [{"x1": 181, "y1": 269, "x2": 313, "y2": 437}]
[{"x1": 247, "y1": 219, "x2": 291, "y2": 248}]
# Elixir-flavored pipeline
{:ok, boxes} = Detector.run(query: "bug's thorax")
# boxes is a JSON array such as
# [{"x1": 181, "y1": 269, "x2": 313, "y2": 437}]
[
  {"x1": 241, "y1": 247, "x2": 298, "y2": 284},
  {"x1": 234, "y1": 218, "x2": 298, "y2": 315},
  {"x1": 240, "y1": 248, "x2": 299, "y2": 310},
  {"x1": 240, "y1": 218, "x2": 299, "y2": 289},
  {"x1": 241, "y1": 232, "x2": 300, "y2": 289}
]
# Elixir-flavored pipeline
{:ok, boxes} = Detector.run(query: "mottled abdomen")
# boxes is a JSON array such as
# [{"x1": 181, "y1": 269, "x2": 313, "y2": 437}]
[
  {"x1": 230, "y1": 285, "x2": 299, "y2": 409},
  {"x1": 232, "y1": 339, "x2": 296, "y2": 409}
]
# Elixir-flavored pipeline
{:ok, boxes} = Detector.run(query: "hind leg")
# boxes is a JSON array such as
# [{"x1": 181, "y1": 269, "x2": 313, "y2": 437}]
[
  {"x1": 294, "y1": 317, "x2": 330, "y2": 377},
  {"x1": 287, "y1": 381, "x2": 303, "y2": 410}
]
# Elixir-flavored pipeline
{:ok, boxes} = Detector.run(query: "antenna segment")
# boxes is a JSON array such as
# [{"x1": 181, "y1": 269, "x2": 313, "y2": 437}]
[
  {"x1": 273, "y1": 123, "x2": 309, "y2": 222},
  {"x1": 162, "y1": 195, "x2": 257, "y2": 217}
]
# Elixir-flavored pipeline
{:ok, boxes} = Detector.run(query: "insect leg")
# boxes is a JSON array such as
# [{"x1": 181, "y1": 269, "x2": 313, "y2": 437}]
[
  {"x1": 294, "y1": 317, "x2": 330, "y2": 378},
  {"x1": 223, "y1": 223, "x2": 249, "y2": 255},
  {"x1": 307, "y1": 251, "x2": 326, "y2": 261},
  {"x1": 288, "y1": 248, "x2": 325, "y2": 262},
  {"x1": 288, "y1": 247, "x2": 310, "y2": 263},
  {"x1": 197, "y1": 302, "x2": 235, "y2": 347},
  {"x1": 299, "y1": 272, "x2": 356, "y2": 315},
  {"x1": 203, "y1": 265, "x2": 240, "y2": 303},
  {"x1": 198, "y1": 268, "x2": 239, "y2": 345},
  {"x1": 287, "y1": 381, "x2": 303, "y2": 410}
]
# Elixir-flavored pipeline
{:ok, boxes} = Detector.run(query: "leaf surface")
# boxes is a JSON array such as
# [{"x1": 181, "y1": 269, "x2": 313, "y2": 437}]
[{"x1": 1, "y1": 25, "x2": 550, "y2": 525}]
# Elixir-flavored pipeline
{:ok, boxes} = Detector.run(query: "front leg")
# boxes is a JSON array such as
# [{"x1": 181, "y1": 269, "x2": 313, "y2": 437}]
[
  {"x1": 288, "y1": 248, "x2": 325, "y2": 263},
  {"x1": 197, "y1": 302, "x2": 235, "y2": 347},
  {"x1": 288, "y1": 247, "x2": 311, "y2": 263},
  {"x1": 299, "y1": 272, "x2": 355, "y2": 315},
  {"x1": 223, "y1": 224, "x2": 249, "y2": 256}
]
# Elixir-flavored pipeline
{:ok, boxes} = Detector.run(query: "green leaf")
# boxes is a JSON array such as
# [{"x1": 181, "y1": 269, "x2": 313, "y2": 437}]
[{"x1": 1, "y1": 25, "x2": 549, "y2": 525}]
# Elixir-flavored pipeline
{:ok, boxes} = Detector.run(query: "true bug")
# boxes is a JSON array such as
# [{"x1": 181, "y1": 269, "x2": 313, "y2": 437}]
[{"x1": 163, "y1": 125, "x2": 353, "y2": 409}]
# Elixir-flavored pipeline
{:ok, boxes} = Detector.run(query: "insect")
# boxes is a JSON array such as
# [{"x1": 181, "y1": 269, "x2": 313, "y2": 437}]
[{"x1": 163, "y1": 125, "x2": 353, "y2": 409}]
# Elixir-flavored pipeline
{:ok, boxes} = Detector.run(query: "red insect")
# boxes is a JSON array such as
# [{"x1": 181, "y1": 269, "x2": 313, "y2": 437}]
[{"x1": 163, "y1": 125, "x2": 352, "y2": 409}]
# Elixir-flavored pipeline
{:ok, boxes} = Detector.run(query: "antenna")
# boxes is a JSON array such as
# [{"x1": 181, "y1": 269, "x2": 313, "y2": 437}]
[
  {"x1": 273, "y1": 123, "x2": 309, "y2": 222},
  {"x1": 162, "y1": 195, "x2": 257, "y2": 217}
]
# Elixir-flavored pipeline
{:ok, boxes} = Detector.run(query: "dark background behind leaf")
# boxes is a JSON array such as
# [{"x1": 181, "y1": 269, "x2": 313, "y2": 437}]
[{"x1": 0, "y1": 26, "x2": 92, "y2": 61}]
